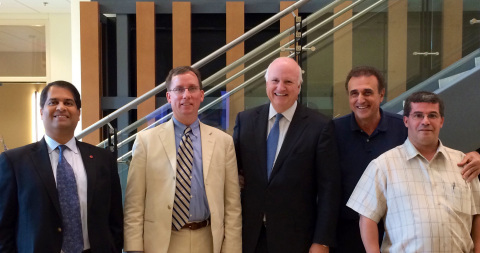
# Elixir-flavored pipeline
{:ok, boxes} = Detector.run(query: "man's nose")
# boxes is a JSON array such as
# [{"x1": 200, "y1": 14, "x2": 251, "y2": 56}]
[
  {"x1": 56, "y1": 102, "x2": 66, "y2": 111},
  {"x1": 182, "y1": 89, "x2": 192, "y2": 97},
  {"x1": 421, "y1": 115, "x2": 431, "y2": 125},
  {"x1": 277, "y1": 82, "x2": 286, "y2": 90},
  {"x1": 357, "y1": 94, "x2": 365, "y2": 102}
]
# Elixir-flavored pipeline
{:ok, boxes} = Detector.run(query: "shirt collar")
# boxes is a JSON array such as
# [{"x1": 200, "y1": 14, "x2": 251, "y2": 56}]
[
  {"x1": 404, "y1": 137, "x2": 446, "y2": 161},
  {"x1": 268, "y1": 101, "x2": 297, "y2": 122},
  {"x1": 172, "y1": 116, "x2": 200, "y2": 138},
  {"x1": 44, "y1": 135, "x2": 78, "y2": 154},
  {"x1": 350, "y1": 108, "x2": 388, "y2": 133}
]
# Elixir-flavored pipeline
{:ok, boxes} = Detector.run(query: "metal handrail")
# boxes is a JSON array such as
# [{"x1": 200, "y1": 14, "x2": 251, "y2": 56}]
[
  {"x1": 116, "y1": 0, "x2": 381, "y2": 161},
  {"x1": 76, "y1": 0, "x2": 311, "y2": 140},
  {"x1": 97, "y1": 0, "x2": 353, "y2": 148},
  {"x1": 118, "y1": 70, "x2": 268, "y2": 161},
  {"x1": 304, "y1": 0, "x2": 386, "y2": 48}
]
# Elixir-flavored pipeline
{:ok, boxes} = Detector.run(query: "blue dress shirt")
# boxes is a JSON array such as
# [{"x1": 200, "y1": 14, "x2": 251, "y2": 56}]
[{"x1": 172, "y1": 117, "x2": 210, "y2": 222}]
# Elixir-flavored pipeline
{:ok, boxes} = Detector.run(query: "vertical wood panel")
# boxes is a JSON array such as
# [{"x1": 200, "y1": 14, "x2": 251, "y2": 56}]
[
  {"x1": 172, "y1": 2, "x2": 191, "y2": 67},
  {"x1": 387, "y1": 0, "x2": 407, "y2": 101},
  {"x1": 80, "y1": 2, "x2": 101, "y2": 144},
  {"x1": 226, "y1": 2, "x2": 245, "y2": 134},
  {"x1": 442, "y1": 0, "x2": 463, "y2": 69},
  {"x1": 136, "y1": 2, "x2": 156, "y2": 130},
  {"x1": 280, "y1": 1, "x2": 297, "y2": 57},
  {"x1": 333, "y1": 1, "x2": 353, "y2": 117}
]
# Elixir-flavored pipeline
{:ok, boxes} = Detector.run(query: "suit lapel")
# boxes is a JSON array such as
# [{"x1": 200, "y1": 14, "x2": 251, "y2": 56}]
[
  {"x1": 159, "y1": 119, "x2": 177, "y2": 174},
  {"x1": 77, "y1": 141, "x2": 97, "y2": 211},
  {"x1": 254, "y1": 104, "x2": 270, "y2": 183},
  {"x1": 269, "y1": 104, "x2": 309, "y2": 180},
  {"x1": 30, "y1": 139, "x2": 62, "y2": 215},
  {"x1": 200, "y1": 122, "x2": 215, "y2": 180}
]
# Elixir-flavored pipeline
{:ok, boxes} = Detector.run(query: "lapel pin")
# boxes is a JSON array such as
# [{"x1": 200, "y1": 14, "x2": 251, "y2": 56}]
[{"x1": 89, "y1": 155, "x2": 93, "y2": 159}]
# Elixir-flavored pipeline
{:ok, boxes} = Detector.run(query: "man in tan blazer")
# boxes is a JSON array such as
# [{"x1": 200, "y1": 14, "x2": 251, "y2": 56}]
[{"x1": 124, "y1": 66, "x2": 242, "y2": 253}]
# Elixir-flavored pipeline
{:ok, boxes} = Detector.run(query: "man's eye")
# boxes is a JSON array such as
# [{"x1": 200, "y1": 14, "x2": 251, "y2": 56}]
[{"x1": 413, "y1": 114, "x2": 423, "y2": 119}]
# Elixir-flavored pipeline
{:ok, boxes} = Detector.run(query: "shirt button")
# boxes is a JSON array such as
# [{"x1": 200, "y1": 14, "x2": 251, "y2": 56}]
[
  {"x1": 168, "y1": 205, "x2": 171, "y2": 210},
  {"x1": 366, "y1": 139, "x2": 370, "y2": 142},
  {"x1": 57, "y1": 227, "x2": 62, "y2": 232}
]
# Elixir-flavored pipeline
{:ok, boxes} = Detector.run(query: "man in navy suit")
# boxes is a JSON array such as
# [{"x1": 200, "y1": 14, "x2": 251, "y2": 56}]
[
  {"x1": 233, "y1": 57, "x2": 340, "y2": 253},
  {"x1": 0, "y1": 81, "x2": 123, "y2": 253}
]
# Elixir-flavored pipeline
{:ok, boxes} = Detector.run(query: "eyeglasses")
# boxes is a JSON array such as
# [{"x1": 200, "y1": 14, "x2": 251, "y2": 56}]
[
  {"x1": 169, "y1": 86, "x2": 201, "y2": 95},
  {"x1": 409, "y1": 112, "x2": 441, "y2": 120}
]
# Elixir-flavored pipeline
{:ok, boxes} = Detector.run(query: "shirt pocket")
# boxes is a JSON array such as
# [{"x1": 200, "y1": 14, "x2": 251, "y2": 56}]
[{"x1": 443, "y1": 181, "x2": 472, "y2": 215}]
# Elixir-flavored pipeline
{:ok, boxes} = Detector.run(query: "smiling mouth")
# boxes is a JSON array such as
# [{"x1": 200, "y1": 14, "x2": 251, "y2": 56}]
[
  {"x1": 54, "y1": 115, "x2": 69, "y2": 119},
  {"x1": 356, "y1": 105, "x2": 369, "y2": 109},
  {"x1": 274, "y1": 93, "x2": 287, "y2": 96}
]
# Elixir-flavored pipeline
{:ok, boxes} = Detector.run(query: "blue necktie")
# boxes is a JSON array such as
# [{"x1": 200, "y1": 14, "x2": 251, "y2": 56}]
[
  {"x1": 57, "y1": 145, "x2": 84, "y2": 253},
  {"x1": 267, "y1": 114, "x2": 283, "y2": 179}
]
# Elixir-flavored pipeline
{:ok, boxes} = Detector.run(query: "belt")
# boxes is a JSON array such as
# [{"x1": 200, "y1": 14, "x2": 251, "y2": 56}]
[{"x1": 178, "y1": 218, "x2": 211, "y2": 230}]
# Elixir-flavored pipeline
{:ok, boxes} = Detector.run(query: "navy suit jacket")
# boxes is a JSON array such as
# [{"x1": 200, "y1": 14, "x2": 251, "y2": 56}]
[
  {"x1": 0, "y1": 138, "x2": 123, "y2": 253},
  {"x1": 233, "y1": 103, "x2": 341, "y2": 253}
]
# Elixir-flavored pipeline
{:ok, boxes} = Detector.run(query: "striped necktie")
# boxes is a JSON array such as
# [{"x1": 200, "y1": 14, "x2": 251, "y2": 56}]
[
  {"x1": 172, "y1": 127, "x2": 194, "y2": 230},
  {"x1": 57, "y1": 145, "x2": 84, "y2": 253}
]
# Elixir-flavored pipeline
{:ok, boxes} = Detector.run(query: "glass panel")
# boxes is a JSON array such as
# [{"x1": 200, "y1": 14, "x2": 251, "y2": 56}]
[{"x1": 0, "y1": 25, "x2": 46, "y2": 77}]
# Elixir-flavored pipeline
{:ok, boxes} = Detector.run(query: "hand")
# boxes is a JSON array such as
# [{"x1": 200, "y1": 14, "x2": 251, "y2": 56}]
[
  {"x1": 459, "y1": 151, "x2": 480, "y2": 182},
  {"x1": 309, "y1": 243, "x2": 329, "y2": 253},
  {"x1": 238, "y1": 174, "x2": 244, "y2": 189}
]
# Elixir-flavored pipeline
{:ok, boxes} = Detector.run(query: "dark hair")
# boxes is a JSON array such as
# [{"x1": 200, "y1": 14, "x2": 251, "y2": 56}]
[
  {"x1": 40, "y1": 80, "x2": 81, "y2": 109},
  {"x1": 165, "y1": 66, "x2": 203, "y2": 90},
  {"x1": 403, "y1": 91, "x2": 444, "y2": 117},
  {"x1": 345, "y1": 66, "x2": 385, "y2": 92}
]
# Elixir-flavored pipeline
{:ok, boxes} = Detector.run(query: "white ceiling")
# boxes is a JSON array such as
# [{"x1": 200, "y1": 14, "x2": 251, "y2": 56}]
[
  {"x1": 0, "y1": 0, "x2": 71, "y2": 14},
  {"x1": 0, "y1": 0, "x2": 71, "y2": 52}
]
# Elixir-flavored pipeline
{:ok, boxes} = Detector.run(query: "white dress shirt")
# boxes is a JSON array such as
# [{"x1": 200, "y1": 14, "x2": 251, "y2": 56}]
[{"x1": 267, "y1": 101, "x2": 297, "y2": 167}]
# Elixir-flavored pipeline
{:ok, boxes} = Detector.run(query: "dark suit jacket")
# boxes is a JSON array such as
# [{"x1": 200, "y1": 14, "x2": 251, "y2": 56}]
[
  {"x1": 0, "y1": 138, "x2": 123, "y2": 253},
  {"x1": 233, "y1": 103, "x2": 341, "y2": 253}
]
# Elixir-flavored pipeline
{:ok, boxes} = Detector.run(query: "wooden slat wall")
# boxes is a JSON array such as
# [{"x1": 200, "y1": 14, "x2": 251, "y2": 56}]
[
  {"x1": 80, "y1": 1, "x2": 101, "y2": 144},
  {"x1": 172, "y1": 2, "x2": 191, "y2": 67},
  {"x1": 387, "y1": 0, "x2": 407, "y2": 100},
  {"x1": 226, "y1": 2, "x2": 245, "y2": 134},
  {"x1": 333, "y1": 1, "x2": 353, "y2": 118},
  {"x1": 442, "y1": 0, "x2": 463, "y2": 69},
  {"x1": 136, "y1": 2, "x2": 156, "y2": 130},
  {"x1": 280, "y1": 1, "x2": 297, "y2": 58}
]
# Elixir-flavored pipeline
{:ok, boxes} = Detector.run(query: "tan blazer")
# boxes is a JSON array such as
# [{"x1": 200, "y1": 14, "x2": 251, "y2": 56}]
[{"x1": 124, "y1": 119, "x2": 241, "y2": 253}]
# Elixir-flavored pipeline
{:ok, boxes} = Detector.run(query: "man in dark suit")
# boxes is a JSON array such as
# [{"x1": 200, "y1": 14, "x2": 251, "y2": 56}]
[
  {"x1": 0, "y1": 81, "x2": 123, "y2": 253},
  {"x1": 233, "y1": 57, "x2": 340, "y2": 253}
]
